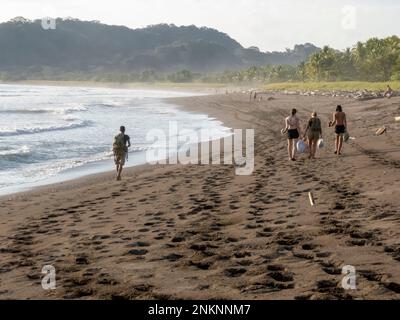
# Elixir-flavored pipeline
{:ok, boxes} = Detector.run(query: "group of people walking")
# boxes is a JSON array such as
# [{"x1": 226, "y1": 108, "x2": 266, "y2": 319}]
[
  {"x1": 112, "y1": 106, "x2": 348, "y2": 181},
  {"x1": 283, "y1": 105, "x2": 347, "y2": 161}
]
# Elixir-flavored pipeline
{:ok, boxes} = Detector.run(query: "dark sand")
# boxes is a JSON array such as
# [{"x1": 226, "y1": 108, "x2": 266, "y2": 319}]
[{"x1": 0, "y1": 93, "x2": 399, "y2": 300}]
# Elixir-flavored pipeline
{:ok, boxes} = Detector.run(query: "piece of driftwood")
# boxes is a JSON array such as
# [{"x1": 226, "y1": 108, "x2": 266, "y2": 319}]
[
  {"x1": 395, "y1": 117, "x2": 400, "y2": 122},
  {"x1": 375, "y1": 126, "x2": 387, "y2": 136},
  {"x1": 308, "y1": 192, "x2": 315, "y2": 206}
]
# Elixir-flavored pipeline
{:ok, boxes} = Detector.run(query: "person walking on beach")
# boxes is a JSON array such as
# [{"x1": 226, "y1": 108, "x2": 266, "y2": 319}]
[
  {"x1": 304, "y1": 111, "x2": 322, "y2": 159},
  {"x1": 113, "y1": 126, "x2": 131, "y2": 181},
  {"x1": 283, "y1": 108, "x2": 301, "y2": 161},
  {"x1": 329, "y1": 105, "x2": 347, "y2": 156},
  {"x1": 384, "y1": 85, "x2": 394, "y2": 98}
]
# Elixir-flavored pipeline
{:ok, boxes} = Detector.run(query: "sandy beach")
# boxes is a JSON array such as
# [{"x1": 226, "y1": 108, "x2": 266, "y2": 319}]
[{"x1": 0, "y1": 92, "x2": 399, "y2": 300}]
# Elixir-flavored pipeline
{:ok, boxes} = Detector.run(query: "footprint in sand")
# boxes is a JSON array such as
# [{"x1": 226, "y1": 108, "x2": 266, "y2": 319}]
[{"x1": 127, "y1": 249, "x2": 148, "y2": 256}]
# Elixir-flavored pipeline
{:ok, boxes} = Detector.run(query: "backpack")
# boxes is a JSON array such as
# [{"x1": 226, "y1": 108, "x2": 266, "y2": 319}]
[
  {"x1": 310, "y1": 118, "x2": 321, "y2": 132},
  {"x1": 113, "y1": 133, "x2": 126, "y2": 154}
]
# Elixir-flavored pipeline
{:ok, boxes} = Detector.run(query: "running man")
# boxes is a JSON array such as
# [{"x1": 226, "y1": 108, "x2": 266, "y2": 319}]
[
  {"x1": 329, "y1": 105, "x2": 347, "y2": 156},
  {"x1": 283, "y1": 108, "x2": 301, "y2": 161},
  {"x1": 113, "y1": 126, "x2": 131, "y2": 181}
]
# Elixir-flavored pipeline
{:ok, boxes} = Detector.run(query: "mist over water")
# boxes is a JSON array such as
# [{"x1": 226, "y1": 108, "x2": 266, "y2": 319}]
[{"x1": 0, "y1": 84, "x2": 230, "y2": 195}]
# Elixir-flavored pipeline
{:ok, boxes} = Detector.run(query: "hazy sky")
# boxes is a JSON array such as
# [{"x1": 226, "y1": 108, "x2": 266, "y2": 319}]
[{"x1": 1, "y1": 0, "x2": 399, "y2": 51}]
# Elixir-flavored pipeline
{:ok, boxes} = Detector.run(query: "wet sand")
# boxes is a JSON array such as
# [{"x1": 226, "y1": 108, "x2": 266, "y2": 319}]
[{"x1": 0, "y1": 92, "x2": 399, "y2": 300}]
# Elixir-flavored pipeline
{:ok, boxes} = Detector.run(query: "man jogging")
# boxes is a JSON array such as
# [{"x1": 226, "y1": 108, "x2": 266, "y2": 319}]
[{"x1": 113, "y1": 126, "x2": 131, "y2": 181}]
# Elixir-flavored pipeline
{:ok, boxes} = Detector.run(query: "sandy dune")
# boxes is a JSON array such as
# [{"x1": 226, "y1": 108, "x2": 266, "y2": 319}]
[{"x1": 0, "y1": 93, "x2": 399, "y2": 300}]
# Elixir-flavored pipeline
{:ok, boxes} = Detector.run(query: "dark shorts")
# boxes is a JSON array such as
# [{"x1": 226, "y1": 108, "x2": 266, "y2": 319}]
[
  {"x1": 287, "y1": 129, "x2": 299, "y2": 140},
  {"x1": 335, "y1": 125, "x2": 346, "y2": 135}
]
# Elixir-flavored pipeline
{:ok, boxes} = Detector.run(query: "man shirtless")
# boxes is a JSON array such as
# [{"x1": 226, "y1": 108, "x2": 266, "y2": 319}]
[{"x1": 329, "y1": 105, "x2": 347, "y2": 156}]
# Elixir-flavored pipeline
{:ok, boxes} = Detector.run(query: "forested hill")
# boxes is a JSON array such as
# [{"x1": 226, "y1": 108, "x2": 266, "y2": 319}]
[{"x1": 0, "y1": 17, "x2": 320, "y2": 77}]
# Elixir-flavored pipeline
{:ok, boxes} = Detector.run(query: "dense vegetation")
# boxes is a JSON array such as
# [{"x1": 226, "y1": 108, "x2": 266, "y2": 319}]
[
  {"x1": 205, "y1": 37, "x2": 400, "y2": 84},
  {"x1": 0, "y1": 18, "x2": 398, "y2": 85},
  {"x1": 165, "y1": 36, "x2": 400, "y2": 84},
  {"x1": 300, "y1": 37, "x2": 400, "y2": 82}
]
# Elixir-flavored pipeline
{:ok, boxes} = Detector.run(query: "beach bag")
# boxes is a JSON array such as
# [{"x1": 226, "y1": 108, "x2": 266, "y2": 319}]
[
  {"x1": 113, "y1": 133, "x2": 126, "y2": 154},
  {"x1": 344, "y1": 131, "x2": 350, "y2": 143},
  {"x1": 317, "y1": 139, "x2": 325, "y2": 149},
  {"x1": 296, "y1": 140, "x2": 308, "y2": 154}
]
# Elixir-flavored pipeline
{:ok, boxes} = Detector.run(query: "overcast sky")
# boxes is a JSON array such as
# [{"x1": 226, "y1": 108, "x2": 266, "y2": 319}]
[{"x1": 1, "y1": 0, "x2": 399, "y2": 51}]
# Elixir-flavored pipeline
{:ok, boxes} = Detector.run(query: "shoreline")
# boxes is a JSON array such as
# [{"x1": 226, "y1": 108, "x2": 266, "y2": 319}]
[
  {"x1": 0, "y1": 84, "x2": 232, "y2": 198},
  {"x1": 0, "y1": 92, "x2": 399, "y2": 299},
  {"x1": 0, "y1": 80, "x2": 254, "y2": 95}
]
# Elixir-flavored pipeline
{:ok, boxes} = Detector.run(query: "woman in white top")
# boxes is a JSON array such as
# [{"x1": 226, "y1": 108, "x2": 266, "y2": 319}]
[{"x1": 283, "y1": 108, "x2": 301, "y2": 161}]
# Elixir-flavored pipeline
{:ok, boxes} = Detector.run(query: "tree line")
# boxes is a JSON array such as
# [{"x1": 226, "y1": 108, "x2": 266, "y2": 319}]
[
  {"x1": 208, "y1": 36, "x2": 400, "y2": 83},
  {"x1": 1, "y1": 36, "x2": 398, "y2": 84}
]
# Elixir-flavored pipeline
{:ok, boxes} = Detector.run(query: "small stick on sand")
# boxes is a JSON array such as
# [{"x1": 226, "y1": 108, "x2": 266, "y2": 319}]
[
  {"x1": 308, "y1": 192, "x2": 315, "y2": 206},
  {"x1": 375, "y1": 126, "x2": 387, "y2": 136},
  {"x1": 395, "y1": 117, "x2": 400, "y2": 122}
]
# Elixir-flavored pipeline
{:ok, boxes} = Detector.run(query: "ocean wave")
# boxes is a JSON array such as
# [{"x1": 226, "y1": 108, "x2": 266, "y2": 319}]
[
  {"x1": 0, "y1": 120, "x2": 93, "y2": 137},
  {"x1": 62, "y1": 115, "x2": 79, "y2": 122},
  {"x1": 0, "y1": 106, "x2": 88, "y2": 115},
  {"x1": 95, "y1": 103, "x2": 126, "y2": 108},
  {"x1": 0, "y1": 146, "x2": 31, "y2": 157},
  {"x1": 0, "y1": 109, "x2": 49, "y2": 114},
  {"x1": 53, "y1": 106, "x2": 89, "y2": 114}
]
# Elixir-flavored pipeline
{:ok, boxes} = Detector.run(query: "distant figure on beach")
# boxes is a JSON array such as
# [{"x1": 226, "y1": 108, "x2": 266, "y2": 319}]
[
  {"x1": 113, "y1": 126, "x2": 131, "y2": 181},
  {"x1": 304, "y1": 111, "x2": 322, "y2": 160},
  {"x1": 329, "y1": 105, "x2": 347, "y2": 156},
  {"x1": 284, "y1": 108, "x2": 301, "y2": 161},
  {"x1": 384, "y1": 85, "x2": 394, "y2": 98}
]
